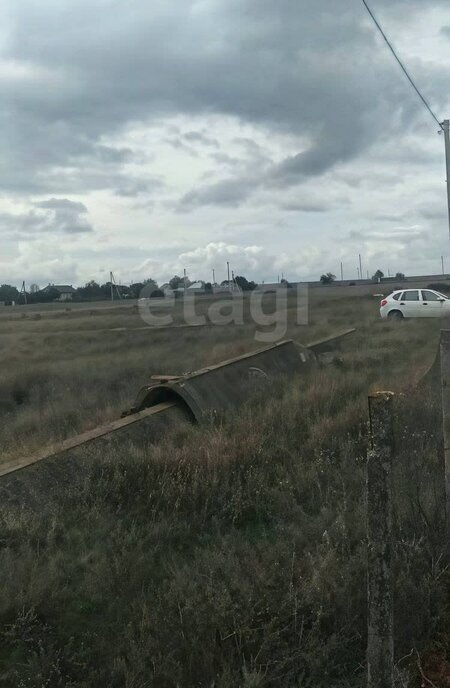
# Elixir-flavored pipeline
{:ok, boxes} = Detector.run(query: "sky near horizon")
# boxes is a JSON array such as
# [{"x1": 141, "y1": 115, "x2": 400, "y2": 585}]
[{"x1": 1, "y1": 0, "x2": 450, "y2": 287}]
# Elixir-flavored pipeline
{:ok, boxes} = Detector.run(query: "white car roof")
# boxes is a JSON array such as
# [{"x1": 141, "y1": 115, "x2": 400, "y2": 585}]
[{"x1": 390, "y1": 288, "x2": 444, "y2": 296}]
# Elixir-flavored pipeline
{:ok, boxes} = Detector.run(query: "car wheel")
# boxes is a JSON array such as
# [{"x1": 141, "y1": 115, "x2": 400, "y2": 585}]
[{"x1": 387, "y1": 310, "x2": 403, "y2": 321}]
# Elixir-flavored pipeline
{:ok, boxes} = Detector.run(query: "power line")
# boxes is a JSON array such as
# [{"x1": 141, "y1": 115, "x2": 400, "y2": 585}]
[{"x1": 361, "y1": 0, "x2": 443, "y2": 130}]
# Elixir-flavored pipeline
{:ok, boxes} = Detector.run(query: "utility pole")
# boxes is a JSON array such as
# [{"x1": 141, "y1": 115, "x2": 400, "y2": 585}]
[
  {"x1": 227, "y1": 261, "x2": 230, "y2": 292},
  {"x1": 359, "y1": 254, "x2": 363, "y2": 282},
  {"x1": 340, "y1": 262, "x2": 344, "y2": 281},
  {"x1": 20, "y1": 281, "x2": 27, "y2": 304},
  {"x1": 441, "y1": 120, "x2": 450, "y2": 239},
  {"x1": 357, "y1": 267, "x2": 360, "y2": 280},
  {"x1": 110, "y1": 271, "x2": 122, "y2": 300},
  {"x1": 212, "y1": 268, "x2": 215, "y2": 286},
  {"x1": 442, "y1": 255, "x2": 445, "y2": 275},
  {"x1": 183, "y1": 268, "x2": 187, "y2": 299}
]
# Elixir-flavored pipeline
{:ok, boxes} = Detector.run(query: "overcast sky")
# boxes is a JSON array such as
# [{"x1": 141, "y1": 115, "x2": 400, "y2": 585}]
[{"x1": 1, "y1": 0, "x2": 450, "y2": 287}]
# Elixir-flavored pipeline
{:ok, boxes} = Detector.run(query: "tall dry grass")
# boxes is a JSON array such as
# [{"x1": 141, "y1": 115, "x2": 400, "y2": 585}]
[
  {"x1": 0, "y1": 290, "x2": 379, "y2": 462},
  {"x1": 0, "y1": 292, "x2": 447, "y2": 686}
]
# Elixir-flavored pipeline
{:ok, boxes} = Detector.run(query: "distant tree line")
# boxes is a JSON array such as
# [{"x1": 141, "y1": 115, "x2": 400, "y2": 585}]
[
  {"x1": 0, "y1": 279, "x2": 164, "y2": 305},
  {"x1": 0, "y1": 273, "x2": 258, "y2": 305},
  {"x1": 319, "y1": 270, "x2": 406, "y2": 285}
]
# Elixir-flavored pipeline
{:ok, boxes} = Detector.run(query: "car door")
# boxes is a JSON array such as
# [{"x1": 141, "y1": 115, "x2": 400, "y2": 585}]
[
  {"x1": 398, "y1": 290, "x2": 420, "y2": 317},
  {"x1": 420, "y1": 290, "x2": 445, "y2": 317}
]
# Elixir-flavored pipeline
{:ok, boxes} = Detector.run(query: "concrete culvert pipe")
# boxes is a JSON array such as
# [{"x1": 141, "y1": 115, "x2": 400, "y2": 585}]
[
  {"x1": 0, "y1": 331, "x2": 354, "y2": 502},
  {"x1": 128, "y1": 340, "x2": 314, "y2": 421}
]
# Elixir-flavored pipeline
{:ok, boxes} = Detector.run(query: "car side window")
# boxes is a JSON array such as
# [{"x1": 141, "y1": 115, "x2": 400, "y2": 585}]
[
  {"x1": 422, "y1": 290, "x2": 439, "y2": 302},
  {"x1": 403, "y1": 291, "x2": 419, "y2": 301},
  {"x1": 392, "y1": 293, "x2": 400, "y2": 301}
]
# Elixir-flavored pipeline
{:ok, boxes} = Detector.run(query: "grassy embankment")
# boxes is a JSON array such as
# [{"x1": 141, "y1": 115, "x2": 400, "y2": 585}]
[{"x1": 0, "y1": 290, "x2": 448, "y2": 686}]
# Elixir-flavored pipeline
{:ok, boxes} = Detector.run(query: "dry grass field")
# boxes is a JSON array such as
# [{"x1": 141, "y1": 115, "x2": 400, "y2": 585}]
[
  {"x1": 0, "y1": 288, "x2": 438, "y2": 464},
  {"x1": 0, "y1": 287, "x2": 448, "y2": 687}
]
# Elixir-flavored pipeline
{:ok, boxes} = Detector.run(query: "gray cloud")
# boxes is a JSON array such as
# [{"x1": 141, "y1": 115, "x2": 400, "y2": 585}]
[
  {"x1": 374, "y1": 213, "x2": 407, "y2": 222},
  {"x1": 1, "y1": 0, "x2": 449, "y2": 289},
  {"x1": 35, "y1": 198, "x2": 88, "y2": 213},
  {"x1": 164, "y1": 137, "x2": 199, "y2": 157},
  {"x1": 113, "y1": 178, "x2": 164, "y2": 198},
  {"x1": 349, "y1": 226, "x2": 425, "y2": 242},
  {"x1": 209, "y1": 152, "x2": 241, "y2": 168},
  {"x1": 418, "y1": 205, "x2": 448, "y2": 221},
  {"x1": 178, "y1": 177, "x2": 259, "y2": 209},
  {"x1": 0, "y1": 198, "x2": 94, "y2": 236},
  {"x1": 281, "y1": 201, "x2": 330, "y2": 213},
  {"x1": 183, "y1": 131, "x2": 219, "y2": 148},
  {"x1": 2, "y1": 0, "x2": 448, "y2": 198}
]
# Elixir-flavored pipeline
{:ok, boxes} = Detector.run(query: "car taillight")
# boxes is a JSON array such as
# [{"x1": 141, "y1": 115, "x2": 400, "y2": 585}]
[{"x1": 380, "y1": 299, "x2": 387, "y2": 307}]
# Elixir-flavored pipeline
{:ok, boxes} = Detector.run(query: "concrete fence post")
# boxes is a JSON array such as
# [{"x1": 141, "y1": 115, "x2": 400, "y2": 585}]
[
  {"x1": 367, "y1": 391, "x2": 394, "y2": 688},
  {"x1": 439, "y1": 329, "x2": 450, "y2": 527}
]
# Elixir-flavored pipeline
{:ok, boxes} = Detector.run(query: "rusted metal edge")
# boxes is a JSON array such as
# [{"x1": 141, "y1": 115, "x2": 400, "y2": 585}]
[{"x1": 0, "y1": 401, "x2": 177, "y2": 479}]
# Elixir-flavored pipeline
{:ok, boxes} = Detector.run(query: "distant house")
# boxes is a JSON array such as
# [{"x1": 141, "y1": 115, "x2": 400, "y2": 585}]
[
  {"x1": 185, "y1": 281, "x2": 206, "y2": 294},
  {"x1": 43, "y1": 284, "x2": 76, "y2": 301},
  {"x1": 165, "y1": 281, "x2": 208, "y2": 297},
  {"x1": 213, "y1": 281, "x2": 241, "y2": 294}
]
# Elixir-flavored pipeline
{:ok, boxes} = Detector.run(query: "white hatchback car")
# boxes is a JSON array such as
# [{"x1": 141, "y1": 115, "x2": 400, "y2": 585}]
[{"x1": 380, "y1": 288, "x2": 450, "y2": 319}]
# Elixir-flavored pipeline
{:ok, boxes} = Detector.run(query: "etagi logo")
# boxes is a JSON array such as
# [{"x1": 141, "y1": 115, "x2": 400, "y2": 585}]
[{"x1": 138, "y1": 284, "x2": 309, "y2": 343}]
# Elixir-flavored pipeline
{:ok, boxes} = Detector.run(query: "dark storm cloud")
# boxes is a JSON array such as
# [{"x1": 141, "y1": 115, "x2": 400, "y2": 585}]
[
  {"x1": 0, "y1": 198, "x2": 94, "y2": 236},
  {"x1": 1, "y1": 0, "x2": 448, "y2": 197}
]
